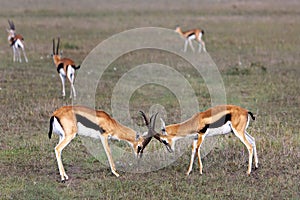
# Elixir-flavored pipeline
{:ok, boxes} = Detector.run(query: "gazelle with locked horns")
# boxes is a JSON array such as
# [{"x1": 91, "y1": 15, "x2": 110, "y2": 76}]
[
  {"x1": 175, "y1": 26, "x2": 207, "y2": 53},
  {"x1": 7, "y1": 20, "x2": 28, "y2": 63},
  {"x1": 52, "y1": 37, "x2": 80, "y2": 99},
  {"x1": 140, "y1": 105, "x2": 258, "y2": 176},
  {"x1": 48, "y1": 105, "x2": 156, "y2": 182}
]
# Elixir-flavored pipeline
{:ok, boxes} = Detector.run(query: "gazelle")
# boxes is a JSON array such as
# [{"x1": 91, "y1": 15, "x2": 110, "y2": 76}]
[
  {"x1": 52, "y1": 37, "x2": 80, "y2": 99},
  {"x1": 7, "y1": 20, "x2": 28, "y2": 63},
  {"x1": 175, "y1": 26, "x2": 207, "y2": 53},
  {"x1": 140, "y1": 105, "x2": 258, "y2": 175},
  {"x1": 48, "y1": 105, "x2": 156, "y2": 182}
]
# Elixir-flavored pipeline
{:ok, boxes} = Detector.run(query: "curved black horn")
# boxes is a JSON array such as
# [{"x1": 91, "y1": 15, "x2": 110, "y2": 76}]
[
  {"x1": 8, "y1": 20, "x2": 15, "y2": 30},
  {"x1": 56, "y1": 37, "x2": 60, "y2": 55},
  {"x1": 138, "y1": 112, "x2": 159, "y2": 157},
  {"x1": 139, "y1": 110, "x2": 149, "y2": 127},
  {"x1": 53, "y1": 39, "x2": 55, "y2": 55},
  {"x1": 149, "y1": 112, "x2": 158, "y2": 133}
]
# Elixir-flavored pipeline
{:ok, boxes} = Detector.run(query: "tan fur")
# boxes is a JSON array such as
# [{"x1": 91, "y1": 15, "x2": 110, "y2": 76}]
[
  {"x1": 158, "y1": 105, "x2": 258, "y2": 175},
  {"x1": 53, "y1": 56, "x2": 76, "y2": 73},
  {"x1": 49, "y1": 106, "x2": 145, "y2": 182}
]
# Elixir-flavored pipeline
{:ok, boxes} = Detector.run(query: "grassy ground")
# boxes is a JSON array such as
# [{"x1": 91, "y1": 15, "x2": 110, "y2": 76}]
[{"x1": 0, "y1": 0, "x2": 299, "y2": 199}]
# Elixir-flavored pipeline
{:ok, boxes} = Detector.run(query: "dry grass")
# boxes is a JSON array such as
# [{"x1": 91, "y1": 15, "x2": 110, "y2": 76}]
[{"x1": 0, "y1": 0, "x2": 299, "y2": 199}]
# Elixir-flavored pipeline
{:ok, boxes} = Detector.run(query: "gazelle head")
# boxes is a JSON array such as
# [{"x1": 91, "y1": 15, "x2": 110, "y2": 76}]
[
  {"x1": 139, "y1": 112, "x2": 173, "y2": 155},
  {"x1": 52, "y1": 37, "x2": 62, "y2": 63},
  {"x1": 175, "y1": 25, "x2": 181, "y2": 34}
]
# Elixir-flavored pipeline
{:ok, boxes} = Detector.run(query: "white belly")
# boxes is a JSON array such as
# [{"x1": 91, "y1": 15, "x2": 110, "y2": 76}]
[
  {"x1": 77, "y1": 122, "x2": 101, "y2": 139},
  {"x1": 204, "y1": 121, "x2": 232, "y2": 137}
]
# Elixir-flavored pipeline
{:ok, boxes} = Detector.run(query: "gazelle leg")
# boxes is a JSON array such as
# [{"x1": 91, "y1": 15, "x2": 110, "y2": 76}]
[
  {"x1": 54, "y1": 135, "x2": 75, "y2": 182},
  {"x1": 67, "y1": 67, "x2": 76, "y2": 99},
  {"x1": 12, "y1": 47, "x2": 16, "y2": 62},
  {"x1": 232, "y1": 127, "x2": 254, "y2": 175},
  {"x1": 59, "y1": 74, "x2": 66, "y2": 98},
  {"x1": 17, "y1": 48, "x2": 22, "y2": 62},
  {"x1": 198, "y1": 42, "x2": 202, "y2": 53},
  {"x1": 245, "y1": 131, "x2": 258, "y2": 168},
  {"x1": 69, "y1": 75, "x2": 76, "y2": 99},
  {"x1": 188, "y1": 38, "x2": 195, "y2": 52},
  {"x1": 186, "y1": 139, "x2": 198, "y2": 175},
  {"x1": 184, "y1": 40, "x2": 189, "y2": 52},
  {"x1": 99, "y1": 135, "x2": 120, "y2": 177},
  {"x1": 196, "y1": 135, "x2": 204, "y2": 174},
  {"x1": 201, "y1": 40, "x2": 207, "y2": 52},
  {"x1": 22, "y1": 48, "x2": 28, "y2": 63}
]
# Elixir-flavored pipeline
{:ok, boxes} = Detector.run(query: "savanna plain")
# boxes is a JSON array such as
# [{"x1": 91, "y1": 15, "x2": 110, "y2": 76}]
[{"x1": 0, "y1": 0, "x2": 299, "y2": 199}]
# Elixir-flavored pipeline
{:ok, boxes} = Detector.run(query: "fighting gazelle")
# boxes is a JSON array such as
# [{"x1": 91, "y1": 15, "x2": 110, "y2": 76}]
[
  {"x1": 52, "y1": 37, "x2": 80, "y2": 99},
  {"x1": 175, "y1": 26, "x2": 207, "y2": 53},
  {"x1": 48, "y1": 105, "x2": 156, "y2": 182},
  {"x1": 140, "y1": 105, "x2": 258, "y2": 175},
  {"x1": 7, "y1": 20, "x2": 28, "y2": 63}
]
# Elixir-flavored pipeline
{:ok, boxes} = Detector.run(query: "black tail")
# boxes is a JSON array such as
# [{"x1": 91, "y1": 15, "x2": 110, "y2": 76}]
[
  {"x1": 48, "y1": 116, "x2": 54, "y2": 139},
  {"x1": 248, "y1": 112, "x2": 255, "y2": 120},
  {"x1": 201, "y1": 30, "x2": 205, "y2": 35},
  {"x1": 74, "y1": 65, "x2": 80, "y2": 70}
]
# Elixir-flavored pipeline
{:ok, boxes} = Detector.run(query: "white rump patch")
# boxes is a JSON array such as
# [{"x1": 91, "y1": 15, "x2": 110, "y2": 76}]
[{"x1": 53, "y1": 117, "x2": 65, "y2": 137}]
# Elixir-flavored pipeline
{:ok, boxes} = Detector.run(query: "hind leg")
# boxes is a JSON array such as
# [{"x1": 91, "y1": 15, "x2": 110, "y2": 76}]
[
  {"x1": 231, "y1": 126, "x2": 254, "y2": 175},
  {"x1": 245, "y1": 131, "x2": 258, "y2": 169},
  {"x1": 54, "y1": 134, "x2": 75, "y2": 182}
]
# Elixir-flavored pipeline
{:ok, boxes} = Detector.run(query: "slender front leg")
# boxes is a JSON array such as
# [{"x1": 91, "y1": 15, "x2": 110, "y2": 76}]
[
  {"x1": 186, "y1": 139, "x2": 198, "y2": 175},
  {"x1": 17, "y1": 48, "x2": 22, "y2": 63},
  {"x1": 99, "y1": 135, "x2": 120, "y2": 177},
  {"x1": 12, "y1": 46, "x2": 16, "y2": 62}
]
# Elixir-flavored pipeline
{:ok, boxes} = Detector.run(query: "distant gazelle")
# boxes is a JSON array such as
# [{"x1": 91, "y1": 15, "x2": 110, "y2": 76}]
[
  {"x1": 140, "y1": 105, "x2": 258, "y2": 175},
  {"x1": 52, "y1": 38, "x2": 80, "y2": 99},
  {"x1": 7, "y1": 20, "x2": 28, "y2": 63},
  {"x1": 175, "y1": 26, "x2": 207, "y2": 53},
  {"x1": 48, "y1": 105, "x2": 157, "y2": 182}
]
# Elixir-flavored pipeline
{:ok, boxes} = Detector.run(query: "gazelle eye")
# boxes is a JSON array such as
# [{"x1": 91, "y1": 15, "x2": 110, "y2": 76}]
[{"x1": 162, "y1": 139, "x2": 168, "y2": 145}]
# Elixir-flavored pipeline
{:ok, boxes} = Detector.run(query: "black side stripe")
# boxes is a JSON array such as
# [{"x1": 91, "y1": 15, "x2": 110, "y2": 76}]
[
  {"x1": 57, "y1": 63, "x2": 64, "y2": 73},
  {"x1": 75, "y1": 114, "x2": 106, "y2": 134},
  {"x1": 199, "y1": 114, "x2": 232, "y2": 133},
  {"x1": 187, "y1": 33, "x2": 195, "y2": 38}
]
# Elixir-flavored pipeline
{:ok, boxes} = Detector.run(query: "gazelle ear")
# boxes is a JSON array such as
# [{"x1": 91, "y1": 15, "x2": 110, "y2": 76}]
[{"x1": 160, "y1": 118, "x2": 167, "y2": 135}]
